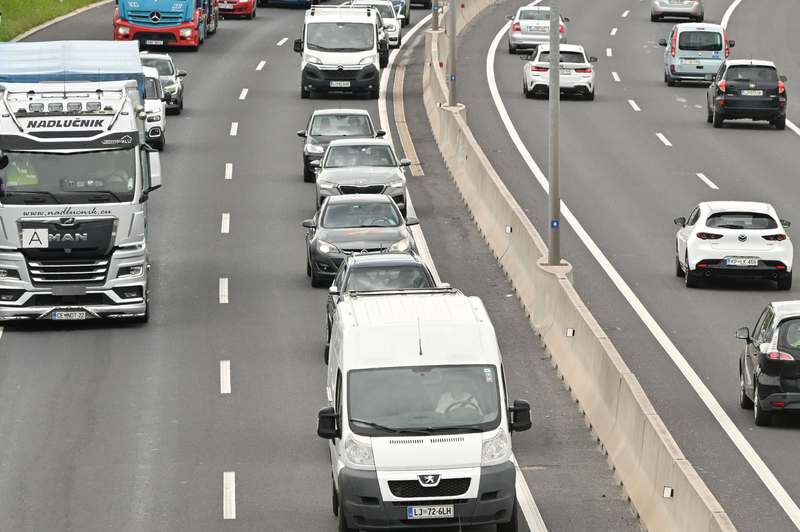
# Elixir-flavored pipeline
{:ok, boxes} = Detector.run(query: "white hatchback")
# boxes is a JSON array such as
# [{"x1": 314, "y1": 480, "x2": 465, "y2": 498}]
[
  {"x1": 674, "y1": 201, "x2": 793, "y2": 289},
  {"x1": 521, "y1": 43, "x2": 597, "y2": 100}
]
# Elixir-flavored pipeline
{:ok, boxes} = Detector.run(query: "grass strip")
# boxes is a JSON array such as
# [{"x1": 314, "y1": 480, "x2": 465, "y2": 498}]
[{"x1": 1, "y1": 0, "x2": 107, "y2": 42}]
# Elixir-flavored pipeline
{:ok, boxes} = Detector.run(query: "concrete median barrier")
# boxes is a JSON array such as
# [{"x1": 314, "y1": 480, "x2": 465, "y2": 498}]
[{"x1": 421, "y1": 4, "x2": 735, "y2": 531}]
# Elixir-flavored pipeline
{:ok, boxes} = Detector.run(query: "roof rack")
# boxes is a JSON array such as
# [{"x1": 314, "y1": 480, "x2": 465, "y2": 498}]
[{"x1": 344, "y1": 287, "x2": 461, "y2": 298}]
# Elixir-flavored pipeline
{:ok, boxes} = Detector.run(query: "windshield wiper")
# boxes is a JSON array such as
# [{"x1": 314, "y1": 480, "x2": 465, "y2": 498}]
[
  {"x1": 350, "y1": 419, "x2": 429, "y2": 435},
  {"x1": 308, "y1": 43, "x2": 336, "y2": 51},
  {"x1": 417, "y1": 425, "x2": 484, "y2": 434},
  {"x1": 85, "y1": 190, "x2": 123, "y2": 202},
  {"x1": 716, "y1": 224, "x2": 744, "y2": 229},
  {"x1": 4, "y1": 190, "x2": 62, "y2": 204}
]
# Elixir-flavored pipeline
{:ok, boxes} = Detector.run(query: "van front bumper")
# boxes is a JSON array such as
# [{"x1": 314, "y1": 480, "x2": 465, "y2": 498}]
[{"x1": 302, "y1": 64, "x2": 380, "y2": 95}]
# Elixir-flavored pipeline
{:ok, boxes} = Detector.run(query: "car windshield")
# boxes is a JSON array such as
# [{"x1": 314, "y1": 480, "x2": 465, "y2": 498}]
[
  {"x1": 311, "y1": 114, "x2": 374, "y2": 137},
  {"x1": 325, "y1": 145, "x2": 396, "y2": 167},
  {"x1": 348, "y1": 365, "x2": 501, "y2": 435},
  {"x1": 778, "y1": 319, "x2": 800, "y2": 352},
  {"x1": 0, "y1": 149, "x2": 137, "y2": 204},
  {"x1": 322, "y1": 201, "x2": 400, "y2": 228},
  {"x1": 307, "y1": 22, "x2": 375, "y2": 52},
  {"x1": 678, "y1": 31, "x2": 722, "y2": 51},
  {"x1": 536, "y1": 51, "x2": 585, "y2": 63},
  {"x1": 144, "y1": 77, "x2": 159, "y2": 99},
  {"x1": 345, "y1": 265, "x2": 432, "y2": 291},
  {"x1": 141, "y1": 57, "x2": 175, "y2": 76},
  {"x1": 727, "y1": 66, "x2": 777, "y2": 82},
  {"x1": 705, "y1": 212, "x2": 778, "y2": 230},
  {"x1": 519, "y1": 10, "x2": 549, "y2": 20}
]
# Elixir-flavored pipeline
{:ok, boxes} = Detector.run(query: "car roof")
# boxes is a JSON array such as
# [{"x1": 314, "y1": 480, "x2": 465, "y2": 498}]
[
  {"x1": 139, "y1": 52, "x2": 174, "y2": 62},
  {"x1": 673, "y1": 22, "x2": 725, "y2": 31},
  {"x1": 328, "y1": 138, "x2": 392, "y2": 147},
  {"x1": 772, "y1": 301, "x2": 800, "y2": 321},
  {"x1": 312, "y1": 108, "x2": 371, "y2": 117},
  {"x1": 518, "y1": 5, "x2": 549, "y2": 11},
  {"x1": 725, "y1": 59, "x2": 776, "y2": 69},
  {"x1": 347, "y1": 251, "x2": 427, "y2": 269},
  {"x1": 326, "y1": 193, "x2": 394, "y2": 205},
  {"x1": 537, "y1": 44, "x2": 584, "y2": 53},
  {"x1": 353, "y1": 0, "x2": 394, "y2": 6},
  {"x1": 701, "y1": 201, "x2": 775, "y2": 215}
]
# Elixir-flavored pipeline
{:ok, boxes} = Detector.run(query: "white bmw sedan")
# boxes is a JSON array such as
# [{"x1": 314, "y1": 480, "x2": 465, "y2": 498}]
[
  {"x1": 521, "y1": 44, "x2": 597, "y2": 100},
  {"x1": 674, "y1": 201, "x2": 793, "y2": 289}
]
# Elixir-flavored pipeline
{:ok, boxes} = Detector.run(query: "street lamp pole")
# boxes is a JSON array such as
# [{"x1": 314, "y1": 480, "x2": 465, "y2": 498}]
[
  {"x1": 547, "y1": 0, "x2": 561, "y2": 265},
  {"x1": 448, "y1": 0, "x2": 457, "y2": 105}
]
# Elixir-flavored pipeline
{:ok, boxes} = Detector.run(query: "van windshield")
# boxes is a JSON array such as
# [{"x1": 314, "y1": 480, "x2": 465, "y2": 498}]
[
  {"x1": 678, "y1": 31, "x2": 722, "y2": 51},
  {"x1": 307, "y1": 22, "x2": 375, "y2": 52},
  {"x1": 348, "y1": 365, "x2": 501, "y2": 435}
]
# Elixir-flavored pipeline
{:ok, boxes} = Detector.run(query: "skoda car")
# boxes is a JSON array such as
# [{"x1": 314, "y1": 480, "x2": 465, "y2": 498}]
[
  {"x1": 707, "y1": 59, "x2": 788, "y2": 130},
  {"x1": 303, "y1": 195, "x2": 419, "y2": 287},
  {"x1": 674, "y1": 201, "x2": 792, "y2": 289},
  {"x1": 736, "y1": 301, "x2": 800, "y2": 426},
  {"x1": 312, "y1": 138, "x2": 411, "y2": 216},
  {"x1": 506, "y1": 6, "x2": 569, "y2": 54},
  {"x1": 140, "y1": 52, "x2": 187, "y2": 114},
  {"x1": 521, "y1": 44, "x2": 597, "y2": 100},
  {"x1": 651, "y1": 0, "x2": 704, "y2": 22}
]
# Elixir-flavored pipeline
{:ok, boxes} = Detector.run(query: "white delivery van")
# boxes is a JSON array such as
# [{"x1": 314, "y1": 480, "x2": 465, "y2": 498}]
[
  {"x1": 318, "y1": 288, "x2": 532, "y2": 531},
  {"x1": 293, "y1": 5, "x2": 389, "y2": 99}
]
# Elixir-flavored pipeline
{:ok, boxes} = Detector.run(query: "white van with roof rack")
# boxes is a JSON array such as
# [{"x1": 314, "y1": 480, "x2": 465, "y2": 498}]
[{"x1": 318, "y1": 288, "x2": 531, "y2": 532}]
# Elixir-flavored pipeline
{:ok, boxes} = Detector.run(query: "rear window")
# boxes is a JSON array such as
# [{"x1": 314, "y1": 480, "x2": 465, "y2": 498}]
[
  {"x1": 727, "y1": 66, "x2": 777, "y2": 83},
  {"x1": 678, "y1": 31, "x2": 723, "y2": 52},
  {"x1": 778, "y1": 319, "x2": 800, "y2": 351},
  {"x1": 520, "y1": 10, "x2": 550, "y2": 20},
  {"x1": 705, "y1": 212, "x2": 778, "y2": 230},
  {"x1": 536, "y1": 51, "x2": 586, "y2": 64}
]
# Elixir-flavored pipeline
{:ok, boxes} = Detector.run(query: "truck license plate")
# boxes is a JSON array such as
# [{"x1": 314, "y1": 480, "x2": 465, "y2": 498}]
[
  {"x1": 53, "y1": 311, "x2": 86, "y2": 320},
  {"x1": 727, "y1": 258, "x2": 758, "y2": 267},
  {"x1": 145, "y1": 40, "x2": 164, "y2": 45},
  {"x1": 407, "y1": 505, "x2": 454, "y2": 519},
  {"x1": 330, "y1": 81, "x2": 351, "y2": 87}
]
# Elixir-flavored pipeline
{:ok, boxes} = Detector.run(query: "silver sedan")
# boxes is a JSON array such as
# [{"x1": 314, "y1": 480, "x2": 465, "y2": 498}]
[
  {"x1": 651, "y1": 0, "x2": 704, "y2": 22},
  {"x1": 506, "y1": 6, "x2": 569, "y2": 54}
]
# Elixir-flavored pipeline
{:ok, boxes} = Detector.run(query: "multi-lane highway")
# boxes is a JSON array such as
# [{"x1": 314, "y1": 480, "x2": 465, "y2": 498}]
[{"x1": 0, "y1": 2, "x2": 647, "y2": 530}]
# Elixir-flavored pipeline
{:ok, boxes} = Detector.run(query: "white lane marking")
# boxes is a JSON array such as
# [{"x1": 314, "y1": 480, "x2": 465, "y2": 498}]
[
  {"x1": 612, "y1": 72, "x2": 620, "y2": 82},
  {"x1": 256, "y1": 61, "x2": 266, "y2": 71},
  {"x1": 225, "y1": 163, "x2": 233, "y2": 180},
  {"x1": 606, "y1": 48, "x2": 612, "y2": 57},
  {"x1": 221, "y1": 213, "x2": 230, "y2": 234},
  {"x1": 788, "y1": 119, "x2": 800, "y2": 137},
  {"x1": 239, "y1": 88, "x2": 248, "y2": 100},
  {"x1": 487, "y1": 13, "x2": 800, "y2": 530},
  {"x1": 220, "y1": 360, "x2": 231, "y2": 394},
  {"x1": 621, "y1": 10, "x2": 629, "y2": 17},
  {"x1": 720, "y1": 0, "x2": 742, "y2": 28},
  {"x1": 628, "y1": 100, "x2": 640, "y2": 111},
  {"x1": 219, "y1": 278, "x2": 229, "y2": 304},
  {"x1": 223, "y1": 471, "x2": 236, "y2": 519},
  {"x1": 696, "y1": 173, "x2": 718, "y2": 189},
  {"x1": 230, "y1": 122, "x2": 238, "y2": 136},
  {"x1": 656, "y1": 133, "x2": 672, "y2": 146},
  {"x1": 277, "y1": 37, "x2": 288, "y2": 46},
  {"x1": 610, "y1": 28, "x2": 617, "y2": 36},
  {"x1": 512, "y1": 455, "x2": 548, "y2": 532}
]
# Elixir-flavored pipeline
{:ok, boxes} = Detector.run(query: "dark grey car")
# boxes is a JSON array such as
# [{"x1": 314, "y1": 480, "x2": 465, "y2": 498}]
[{"x1": 303, "y1": 195, "x2": 419, "y2": 287}]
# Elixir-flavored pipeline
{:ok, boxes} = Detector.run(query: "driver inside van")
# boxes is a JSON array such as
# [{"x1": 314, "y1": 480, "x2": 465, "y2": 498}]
[{"x1": 435, "y1": 374, "x2": 482, "y2": 414}]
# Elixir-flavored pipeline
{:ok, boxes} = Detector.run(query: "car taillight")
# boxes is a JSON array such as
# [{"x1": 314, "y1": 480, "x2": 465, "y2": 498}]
[
  {"x1": 762, "y1": 234, "x2": 787, "y2": 241},
  {"x1": 778, "y1": 81, "x2": 785, "y2": 94},
  {"x1": 696, "y1": 232, "x2": 722, "y2": 240},
  {"x1": 724, "y1": 30, "x2": 730, "y2": 58},
  {"x1": 767, "y1": 351, "x2": 795, "y2": 361},
  {"x1": 512, "y1": 22, "x2": 520, "y2": 32},
  {"x1": 575, "y1": 67, "x2": 592, "y2": 73},
  {"x1": 559, "y1": 23, "x2": 564, "y2": 33},
  {"x1": 531, "y1": 65, "x2": 548, "y2": 72},
  {"x1": 719, "y1": 80, "x2": 726, "y2": 92},
  {"x1": 671, "y1": 30, "x2": 676, "y2": 57}
]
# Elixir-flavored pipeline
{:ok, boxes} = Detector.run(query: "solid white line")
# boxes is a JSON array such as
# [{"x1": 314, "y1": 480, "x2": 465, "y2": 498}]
[
  {"x1": 225, "y1": 163, "x2": 233, "y2": 180},
  {"x1": 628, "y1": 100, "x2": 640, "y2": 111},
  {"x1": 656, "y1": 133, "x2": 672, "y2": 146},
  {"x1": 487, "y1": 13, "x2": 800, "y2": 530},
  {"x1": 512, "y1": 456, "x2": 548, "y2": 532},
  {"x1": 230, "y1": 122, "x2": 238, "y2": 136},
  {"x1": 720, "y1": 0, "x2": 742, "y2": 28},
  {"x1": 788, "y1": 119, "x2": 800, "y2": 137},
  {"x1": 223, "y1": 471, "x2": 236, "y2": 519},
  {"x1": 219, "y1": 278, "x2": 229, "y2": 304},
  {"x1": 612, "y1": 72, "x2": 621, "y2": 82},
  {"x1": 220, "y1": 360, "x2": 231, "y2": 394},
  {"x1": 221, "y1": 213, "x2": 230, "y2": 234},
  {"x1": 606, "y1": 48, "x2": 612, "y2": 57},
  {"x1": 277, "y1": 37, "x2": 288, "y2": 46},
  {"x1": 621, "y1": 10, "x2": 629, "y2": 17},
  {"x1": 696, "y1": 173, "x2": 718, "y2": 190},
  {"x1": 256, "y1": 61, "x2": 266, "y2": 71},
  {"x1": 239, "y1": 88, "x2": 248, "y2": 100},
  {"x1": 610, "y1": 28, "x2": 617, "y2": 36}
]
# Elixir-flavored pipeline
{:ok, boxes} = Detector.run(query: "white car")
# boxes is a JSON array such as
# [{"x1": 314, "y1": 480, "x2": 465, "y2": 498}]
[
  {"x1": 506, "y1": 5, "x2": 568, "y2": 54},
  {"x1": 651, "y1": 0, "x2": 704, "y2": 22},
  {"x1": 352, "y1": 0, "x2": 403, "y2": 48},
  {"x1": 674, "y1": 201, "x2": 793, "y2": 289},
  {"x1": 141, "y1": 65, "x2": 168, "y2": 151},
  {"x1": 521, "y1": 44, "x2": 597, "y2": 100}
]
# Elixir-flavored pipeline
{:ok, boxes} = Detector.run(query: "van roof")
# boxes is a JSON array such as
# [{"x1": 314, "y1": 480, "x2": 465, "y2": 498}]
[
  {"x1": 306, "y1": 5, "x2": 378, "y2": 20},
  {"x1": 335, "y1": 291, "x2": 501, "y2": 370},
  {"x1": 673, "y1": 22, "x2": 725, "y2": 32}
]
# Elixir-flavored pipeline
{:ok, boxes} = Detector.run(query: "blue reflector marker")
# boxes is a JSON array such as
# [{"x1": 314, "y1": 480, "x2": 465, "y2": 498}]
[{"x1": 551, "y1": 220, "x2": 559, "y2": 229}]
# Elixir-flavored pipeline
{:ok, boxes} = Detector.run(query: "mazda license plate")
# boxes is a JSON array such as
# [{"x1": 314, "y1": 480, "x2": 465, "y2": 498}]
[
  {"x1": 727, "y1": 258, "x2": 758, "y2": 267},
  {"x1": 741, "y1": 90, "x2": 763, "y2": 96},
  {"x1": 145, "y1": 40, "x2": 164, "y2": 45},
  {"x1": 408, "y1": 505, "x2": 454, "y2": 519},
  {"x1": 53, "y1": 311, "x2": 86, "y2": 320},
  {"x1": 330, "y1": 81, "x2": 351, "y2": 88}
]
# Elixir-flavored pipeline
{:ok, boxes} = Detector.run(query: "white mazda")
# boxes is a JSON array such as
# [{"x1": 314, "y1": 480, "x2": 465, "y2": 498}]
[{"x1": 674, "y1": 201, "x2": 793, "y2": 289}]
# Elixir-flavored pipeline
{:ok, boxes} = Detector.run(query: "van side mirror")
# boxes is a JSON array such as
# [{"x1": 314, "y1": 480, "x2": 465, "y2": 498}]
[
  {"x1": 378, "y1": 40, "x2": 389, "y2": 52},
  {"x1": 781, "y1": 219, "x2": 791, "y2": 228},
  {"x1": 674, "y1": 217, "x2": 686, "y2": 227},
  {"x1": 658, "y1": 39, "x2": 667, "y2": 46},
  {"x1": 509, "y1": 400, "x2": 531, "y2": 432},
  {"x1": 317, "y1": 406, "x2": 339, "y2": 439},
  {"x1": 297, "y1": 130, "x2": 307, "y2": 138},
  {"x1": 727, "y1": 40, "x2": 735, "y2": 47},
  {"x1": 376, "y1": 130, "x2": 386, "y2": 137},
  {"x1": 780, "y1": 76, "x2": 788, "y2": 82},
  {"x1": 294, "y1": 38, "x2": 303, "y2": 53},
  {"x1": 405, "y1": 216, "x2": 419, "y2": 226},
  {"x1": 735, "y1": 327, "x2": 750, "y2": 341}
]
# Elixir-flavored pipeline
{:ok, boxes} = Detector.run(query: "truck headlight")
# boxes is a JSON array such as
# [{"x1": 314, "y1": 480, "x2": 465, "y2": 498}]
[
  {"x1": 317, "y1": 240, "x2": 341, "y2": 254},
  {"x1": 387, "y1": 177, "x2": 404, "y2": 188},
  {"x1": 482, "y1": 428, "x2": 508, "y2": 462},
  {"x1": 317, "y1": 179, "x2": 337, "y2": 190},
  {"x1": 146, "y1": 115, "x2": 161, "y2": 122},
  {"x1": 388, "y1": 238, "x2": 410, "y2": 252},
  {"x1": 180, "y1": 28, "x2": 194, "y2": 36},
  {"x1": 305, "y1": 55, "x2": 322, "y2": 65},
  {"x1": 118, "y1": 265, "x2": 144, "y2": 278},
  {"x1": 306, "y1": 144, "x2": 325, "y2": 154},
  {"x1": 117, "y1": 26, "x2": 130, "y2": 35},
  {"x1": 0, "y1": 269, "x2": 20, "y2": 280},
  {"x1": 345, "y1": 434, "x2": 374, "y2": 465}
]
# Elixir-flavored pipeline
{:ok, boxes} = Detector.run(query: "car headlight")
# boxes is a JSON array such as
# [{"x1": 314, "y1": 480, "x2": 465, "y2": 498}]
[
  {"x1": 482, "y1": 428, "x2": 508, "y2": 462},
  {"x1": 317, "y1": 179, "x2": 337, "y2": 190},
  {"x1": 385, "y1": 24, "x2": 396, "y2": 31},
  {"x1": 146, "y1": 115, "x2": 161, "y2": 122},
  {"x1": 387, "y1": 177, "x2": 404, "y2": 188},
  {"x1": 163, "y1": 83, "x2": 178, "y2": 94},
  {"x1": 306, "y1": 55, "x2": 322, "y2": 65},
  {"x1": 345, "y1": 434, "x2": 374, "y2": 465},
  {"x1": 306, "y1": 144, "x2": 325, "y2": 154},
  {"x1": 117, "y1": 26, "x2": 130, "y2": 35},
  {"x1": 388, "y1": 238, "x2": 411, "y2": 252},
  {"x1": 118, "y1": 265, "x2": 144, "y2": 278},
  {"x1": 317, "y1": 240, "x2": 341, "y2": 254},
  {"x1": 359, "y1": 55, "x2": 375, "y2": 65}
]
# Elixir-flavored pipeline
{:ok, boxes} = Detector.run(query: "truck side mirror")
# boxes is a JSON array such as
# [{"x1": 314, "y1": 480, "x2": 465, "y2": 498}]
[
  {"x1": 141, "y1": 150, "x2": 162, "y2": 202},
  {"x1": 317, "y1": 406, "x2": 339, "y2": 439},
  {"x1": 735, "y1": 327, "x2": 750, "y2": 341},
  {"x1": 294, "y1": 38, "x2": 303, "y2": 53},
  {"x1": 509, "y1": 400, "x2": 531, "y2": 432}
]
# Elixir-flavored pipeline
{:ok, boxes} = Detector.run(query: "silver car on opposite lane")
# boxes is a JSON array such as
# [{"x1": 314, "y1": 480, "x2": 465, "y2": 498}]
[
  {"x1": 506, "y1": 6, "x2": 569, "y2": 54},
  {"x1": 651, "y1": 0, "x2": 704, "y2": 22},
  {"x1": 521, "y1": 44, "x2": 597, "y2": 100}
]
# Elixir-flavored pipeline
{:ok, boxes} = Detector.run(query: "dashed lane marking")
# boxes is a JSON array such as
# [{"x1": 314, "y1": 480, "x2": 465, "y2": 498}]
[
  {"x1": 230, "y1": 122, "x2": 238, "y2": 136},
  {"x1": 696, "y1": 173, "x2": 718, "y2": 189},
  {"x1": 277, "y1": 37, "x2": 288, "y2": 46},
  {"x1": 622, "y1": 10, "x2": 629, "y2": 17},
  {"x1": 239, "y1": 89, "x2": 248, "y2": 100},
  {"x1": 610, "y1": 28, "x2": 617, "y2": 36},
  {"x1": 656, "y1": 133, "x2": 672, "y2": 146},
  {"x1": 219, "y1": 278, "x2": 229, "y2": 304},
  {"x1": 612, "y1": 72, "x2": 620, "y2": 82},
  {"x1": 220, "y1": 360, "x2": 231, "y2": 394},
  {"x1": 628, "y1": 99, "x2": 640, "y2": 111},
  {"x1": 256, "y1": 61, "x2": 266, "y2": 71},
  {"x1": 223, "y1": 471, "x2": 236, "y2": 519},
  {"x1": 221, "y1": 213, "x2": 230, "y2": 234},
  {"x1": 225, "y1": 163, "x2": 233, "y2": 180}
]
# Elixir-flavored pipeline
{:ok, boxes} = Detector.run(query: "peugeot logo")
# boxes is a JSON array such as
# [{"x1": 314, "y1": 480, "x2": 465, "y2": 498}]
[
  {"x1": 149, "y1": 10, "x2": 162, "y2": 22},
  {"x1": 739, "y1": 235, "x2": 747, "y2": 242},
  {"x1": 418, "y1": 474, "x2": 441, "y2": 487}
]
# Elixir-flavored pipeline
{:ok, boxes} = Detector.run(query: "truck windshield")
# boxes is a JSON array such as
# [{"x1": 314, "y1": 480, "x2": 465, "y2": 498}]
[
  {"x1": 0, "y1": 149, "x2": 137, "y2": 204},
  {"x1": 348, "y1": 365, "x2": 501, "y2": 436},
  {"x1": 307, "y1": 22, "x2": 375, "y2": 52}
]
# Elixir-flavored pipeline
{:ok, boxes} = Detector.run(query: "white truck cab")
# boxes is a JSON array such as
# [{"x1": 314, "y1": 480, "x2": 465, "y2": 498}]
[
  {"x1": 294, "y1": 5, "x2": 389, "y2": 100},
  {"x1": 142, "y1": 65, "x2": 168, "y2": 151},
  {"x1": 318, "y1": 288, "x2": 532, "y2": 531}
]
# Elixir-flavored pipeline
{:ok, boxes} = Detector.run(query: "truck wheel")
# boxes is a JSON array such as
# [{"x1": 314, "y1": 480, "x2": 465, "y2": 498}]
[{"x1": 496, "y1": 500, "x2": 519, "y2": 532}]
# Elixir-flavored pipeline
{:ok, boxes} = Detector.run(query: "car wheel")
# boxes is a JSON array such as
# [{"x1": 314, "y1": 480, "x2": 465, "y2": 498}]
[
  {"x1": 508, "y1": 42, "x2": 515, "y2": 54},
  {"x1": 331, "y1": 478, "x2": 339, "y2": 516},
  {"x1": 664, "y1": 70, "x2": 668, "y2": 84},
  {"x1": 404, "y1": 13, "x2": 410, "y2": 26},
  {"x1": 246, "y1": 7, "x2": 253, "y2": 19},
  {"x1": 370, "y1": 88, "x2": 380, "y2": 99},
  {"x1": 712, "y1": 106, "x2": 724, "y2": 128},
  {"x1": 777, "y1": 271, "x2": 792, "y2": 290},
  {"x1": 306, "y1": 257, "x2": 312, "y2": 277},
  {"x1": 753, "y1": 387, "x2": 773, "y2": 426},
  {"x1": 739, "y1": 368, "x2": 754, "y2": 409},
  {"x1": 675, "y1": 249, "x2": 685, "y2": 277},
  {"x1": 304, "y1": 166, "x2": 316, "y2": 183},
  {"x1": 684, "y1": 254, "x2": 699, "y2": 288},
  {"x1": 397, "y1": 35, "x2": 402, "y2": 47},
  {"x1": 695, "y1": 13, "x2": 704, "y2": 22},
  {"x1": 496, "y1": 499, "x2": 519, "y2": 532},
  {"x1": 301, "y1": 85, "x2": 310, "y2": 99},
  {"x1": 584, "y1": 88, "x2": 595, "y2": 101},
  {"x1": 776, "y1": 115, "x2": 786, "y2": 130},
  {"x1": 650, "y1": 13, "x2": 658, "y2": 22},
  {"x1": 522, "y1": 79, "x2": 528, "y2": 96},
  {"x1": 311, "y1": 268, "x2": 326, "y2": 288},
  {"x1": 706, "y1": 102, "x2": 713, "y2": 123},
  {"x1": 179, "y1": 96, "x2": 184, "y2": 110}
]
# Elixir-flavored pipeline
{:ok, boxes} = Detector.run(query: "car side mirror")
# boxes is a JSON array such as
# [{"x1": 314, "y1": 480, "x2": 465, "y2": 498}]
[
  {"x1": 177, "y1": 70, "x2": 187, "y2": 77},
  {"x1": 437, "y1": 282, "x2": 451, "y2": 289},
  {"x1": 294, "y1": 38, "x2": 303, "y2": 53},
  {"x1": 297, "y1": 130, "x2": 307, "y2": 138},
  {"x1": 302, "y1": 219, "x2": 316, "y2": 228},
  {"x1": 658, "y1": 39, "x2": 667, "y2": 46},
  {"x1": 161, "y1": 94, "x2": 171, "y2": 102},
  {"x1": 317, "y1": 406, "x2": 339, "y2": 439},
  {"x1": 329, "y1": 285, "x2": 340, "y2": 296},
  {"x1": 397, "y1": 13, "x2": 405, "y2": 20},
  {"x1": 727, "y1": 40, "x2": 734, "y2": 47},
  {"x1": 674, "y1": 217, "x2": 686, "y2": 227},
  {"x1": 735, "y1": 327, "x2": 750, "y2": 341},
  {"x1": 505, "y1": 14, "x2": 513, "y2": 20},
  {"x1": 588, "y1": 56, "x2": 597, "y2": 63},
  {"x1": 781, "y1": 219, "x2": 791, "y2": 228},
  {"x1": 562, "y1": 16, "x2": 570, "y2": 22},
  {"x1": 519, "y1": 55, "x2": 531, "y2": 61},
  {"x1": 705, "y1": 74, "x2": 715, "y2": 81},
  {"x1": 509, "y1": 399, "x2": 531, "y2": 432},
  {"x1": 400, "y1": 158, "x2": 412, "y2": 167},
  {"x1": 405, "y1": 216, "x2": 419, "y2": 226},
  {"x1": 376, "y1": 130, "x2": 386, "y2": 137},
  {"x1": 780, "y1": 76, "x2": 788, "y2": 82},
  {"x1": 310, "y1": 160, "x2": 321, "y2": 168}
]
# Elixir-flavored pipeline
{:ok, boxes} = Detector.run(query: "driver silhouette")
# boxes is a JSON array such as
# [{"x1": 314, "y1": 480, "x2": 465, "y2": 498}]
[{"x1": 435, "y1": 374, "x2": 481, "y2": 414}]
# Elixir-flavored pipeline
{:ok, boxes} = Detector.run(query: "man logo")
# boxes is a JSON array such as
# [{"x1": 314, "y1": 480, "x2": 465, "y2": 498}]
[
  {"x1": 149, "y1": 10, "x2": 162, "y2": 22},
  {"x1": 418, "y1": 474, "x2": 441, "y2": 487},
  {"x1": 59, "y1": 218, "x2": 77, "y2": 226}
]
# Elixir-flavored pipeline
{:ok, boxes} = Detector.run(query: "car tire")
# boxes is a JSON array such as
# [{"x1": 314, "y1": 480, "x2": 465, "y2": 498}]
[
  {"x1": 306, "y1": 257, "x2": 312, "y2": 277},
  {"x1": 404, "y1": 13, "x2": 410, "y2": 26},
  {"x1": 496, "y1": 499, "x2": 519, "y2": 532},
  {"x1": 396, "y1": 35, "x2": 402, "y2": 47},
  {"x1": 180, "y1": 96, "x2": 184, "y2": 111},
  {"x1": 753, "y1": 387, "x2": 772, "y2": 426},
  {"x1": 777, "y1": 271, "x2": 792, "y2": 290},
  {"x1": 153, "y1": 133, "x2": 165, "y2": 152},
  {"x1": 712, "y1": 107, "x2": 724, "y2": 128},
  {"x1": 706, "y1": 104, "x2": 713, "y2": 123},
  {"x1": 522, "y1": 79, "x2": 528, "y2": 96},
  {"x1": 304, "y1": 166, "x2": 316, "y2": 183},
  {"x1": 695, "y1": 13, "x2": 704, "y2": 22},
  {"x1": 331, "y1": 478, "x2": 339, "y2": 516},
  {"x1": 650, "y1": 13, "x2": 658, "y2": 22},
  {"x1": 684, "y1": 254, "x2": 699, "y2": 288},
  {"x1": 776, "y1": 115, "x2": 786, "y2": 130},
  {"x1": 508, "y1": 42, "x2": 515, "y2": 54},
  {"x1": 584, "y1": 88, "x2": 595, "y2": 101},
  {"x1": 301, "y1": 85, "x2": 310, "y2": 99},
  {"x1": 739, "y1": 368, "x2": 754, "y2": 409},
  {"x1": 311, "y1": 268, "x2": 326, "y2": 288},
  {"x1": 338, "y1": 500, "x2": 356, "y2": 532},
  {"x1": 675, "y1": 250, "x2": 685, "y2": 277},
  {"x1": 370, "y1": 88, "x2": 380, "y2": 99}
]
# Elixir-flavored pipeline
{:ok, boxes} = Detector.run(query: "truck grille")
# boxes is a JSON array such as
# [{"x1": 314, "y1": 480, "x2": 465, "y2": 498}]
[
  {"x1": 133, "y1": 32, "x2": 179, "y2": 44},
  {"x1": 127, "y1": 10, "x2": 186, "y2": 26},
  {"x1": 28, "y1": 258, "x2": 110, "y2": 284},
  {"x1": 388, "y1": 478, "x2": 470, "y2": 498},
  {"x1": 339, "y1": 185, "x2": 385, "y2": 194}
]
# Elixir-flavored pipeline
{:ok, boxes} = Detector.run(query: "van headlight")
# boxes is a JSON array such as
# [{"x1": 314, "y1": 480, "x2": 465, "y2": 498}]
[
  {"x1": 388, "y1": 238, "x2": 411, "y2": 252},
  {"x1": 317, "y1": 240, "x2": 341, "y2": 254},
  {"x1": 482, "y1": 428, "x2": 508, "y2": 462},
  {"x1": 345, "y1": 434, "x2": 374, "y2": 465},
  {"x1": 306, "y1": 55, "x2": 322, "y2": 65},
  {"x1": 359, "y1": 56, "x2": 375, "y2": 65}
]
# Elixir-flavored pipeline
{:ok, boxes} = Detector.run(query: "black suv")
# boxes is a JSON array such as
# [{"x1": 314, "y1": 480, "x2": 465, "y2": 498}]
[{"x1": 707, "y1": 59, "x2": 787, "y2": 129}]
